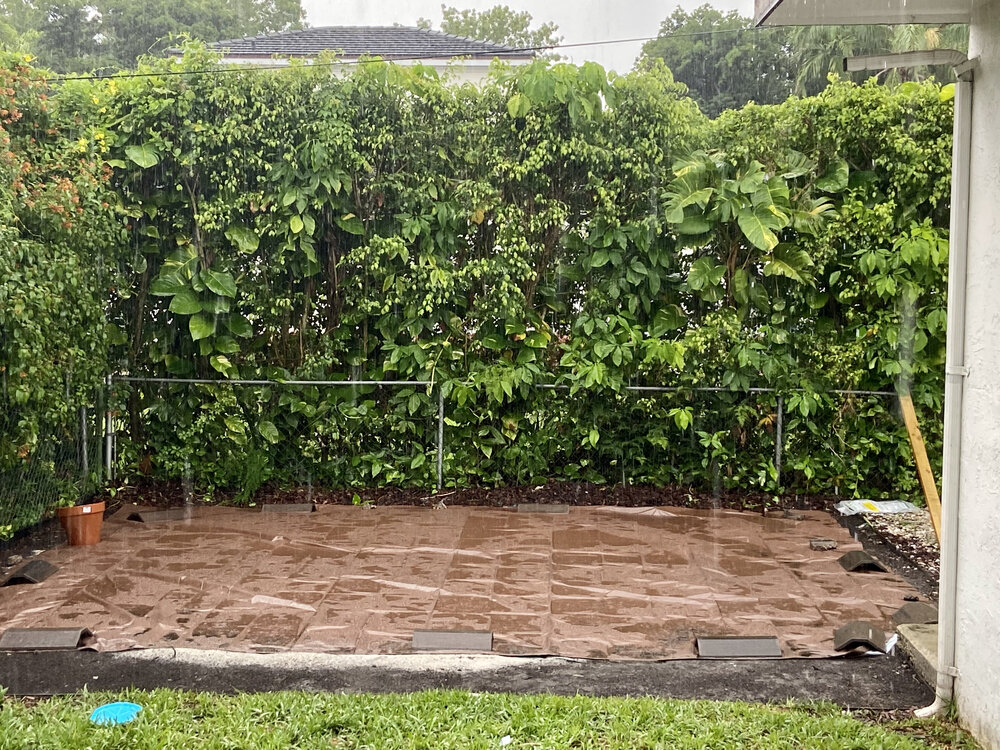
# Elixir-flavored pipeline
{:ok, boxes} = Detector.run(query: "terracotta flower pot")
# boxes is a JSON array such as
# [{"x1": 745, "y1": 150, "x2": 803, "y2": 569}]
[{"x1": 56, "y1": 501, "x2": 106, "y2": 546}]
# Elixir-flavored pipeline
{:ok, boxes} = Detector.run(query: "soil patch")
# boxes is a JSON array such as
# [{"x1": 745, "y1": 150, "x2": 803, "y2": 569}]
[
  {"x1": 0, "y1": 649, "x2": 933, "y2": 709},
  {"x1": 102, "y1": 478, "x2": 844, "y2": 513}
]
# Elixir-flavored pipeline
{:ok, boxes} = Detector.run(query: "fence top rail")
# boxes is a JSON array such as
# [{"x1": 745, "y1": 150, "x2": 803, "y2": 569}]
[
  {"x1": 113, "y1": 377, "x2": 433, "y2": 387},
  {"x1": 111, "y1": 376, "x2": 895, "y2": 397}
]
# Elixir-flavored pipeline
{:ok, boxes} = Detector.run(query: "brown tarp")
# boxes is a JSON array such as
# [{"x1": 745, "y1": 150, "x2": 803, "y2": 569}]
[{"x1": 0, "y1": 505, "x2": 918, "y2": 659}]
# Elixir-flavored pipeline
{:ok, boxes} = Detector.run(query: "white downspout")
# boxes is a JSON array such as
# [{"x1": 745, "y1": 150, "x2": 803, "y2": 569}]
[{"x1": 915, "y1": 60, "x2": 976, "y2": 719}]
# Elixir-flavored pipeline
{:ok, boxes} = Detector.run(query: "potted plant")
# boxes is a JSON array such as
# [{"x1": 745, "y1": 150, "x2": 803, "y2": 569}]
[{"x1": 55, "y1": 494, "x2": 106, "y2": 546}]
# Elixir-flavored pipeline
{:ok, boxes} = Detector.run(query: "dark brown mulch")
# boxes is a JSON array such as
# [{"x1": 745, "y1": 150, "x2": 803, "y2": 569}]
[{"x1": 99, "y1": 478, "x2": 845, "y2": 515}]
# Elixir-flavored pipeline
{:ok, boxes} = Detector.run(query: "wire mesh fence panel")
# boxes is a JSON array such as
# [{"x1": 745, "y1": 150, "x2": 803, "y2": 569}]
[
  {"x1": 115, "y1": 380, "x2": 442, "y2": 500},
  {"x1": 0, "y1": 395, "x2": 104, "y2": 541},
  {"x1": 109, "y1": 377, "x2": 914, "y2": 502}
]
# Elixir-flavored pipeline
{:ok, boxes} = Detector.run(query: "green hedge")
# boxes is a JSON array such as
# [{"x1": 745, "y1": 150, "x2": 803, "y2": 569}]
[{"x1": 0, "y1": 48, "x2": 953, "y2": 511}]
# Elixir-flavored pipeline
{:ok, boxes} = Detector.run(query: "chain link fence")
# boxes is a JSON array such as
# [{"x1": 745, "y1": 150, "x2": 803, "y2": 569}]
[
  {"x1": 0, "y1": 375, "x2": 918, "y2": 541},
  {"x1": 0, "y1": 393, "x2": 106, "y2": 542},
  {"x1": 110, "y1": 377, "x2": 912, "y2": 501}
]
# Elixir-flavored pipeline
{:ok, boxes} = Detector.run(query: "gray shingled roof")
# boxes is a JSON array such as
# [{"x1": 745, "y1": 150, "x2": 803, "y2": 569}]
[{"x1": 208, "y1": 26, "x2": 534, "y2": 60}]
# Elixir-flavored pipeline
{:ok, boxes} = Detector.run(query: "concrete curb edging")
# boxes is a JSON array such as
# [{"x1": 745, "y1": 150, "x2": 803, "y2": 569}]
[{"x1": 897, "y1": 624, "x2": 938, "y2": 688}]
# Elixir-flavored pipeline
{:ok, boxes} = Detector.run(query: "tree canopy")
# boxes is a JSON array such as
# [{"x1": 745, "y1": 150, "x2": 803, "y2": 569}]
[
  {"x1": 418, "y1": 4, "x2": 562, "y2": 59},
  {"x1": 0, "y1": 0, "x2": 304, "y2": 72},
  {"x1": 638, "y1": 5, "x2": 793, "y2": 117},
  {"x1": 787, "y1": 23, "x2": 968, "y2": 95},
  {"x1": 640, "y1": 3, "x2": 968, "y2": 115}
]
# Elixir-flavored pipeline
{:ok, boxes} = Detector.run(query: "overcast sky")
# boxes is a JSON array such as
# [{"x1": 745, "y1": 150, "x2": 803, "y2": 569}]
[{"x1": 301, "y1": 1, "x2": 755, "y2": 74}]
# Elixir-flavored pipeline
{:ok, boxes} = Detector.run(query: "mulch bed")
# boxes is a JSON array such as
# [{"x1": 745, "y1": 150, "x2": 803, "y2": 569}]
[{"x1": 100, "y1": 478, "x2": 845, "y2": 514}]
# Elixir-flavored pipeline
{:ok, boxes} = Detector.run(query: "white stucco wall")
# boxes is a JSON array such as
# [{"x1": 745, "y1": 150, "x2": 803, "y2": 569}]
[
  {"x1": 955, "y1": 1, "x2": 1000, "y2": 746},
  {"x1": 216, "y1": 56, "x2": 521, "y2": 85}
]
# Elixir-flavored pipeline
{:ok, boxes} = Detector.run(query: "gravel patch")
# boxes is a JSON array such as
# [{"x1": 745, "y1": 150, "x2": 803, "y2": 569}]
[{"x1": 862, "y1": 512, "x2": 940, "y2": 580}]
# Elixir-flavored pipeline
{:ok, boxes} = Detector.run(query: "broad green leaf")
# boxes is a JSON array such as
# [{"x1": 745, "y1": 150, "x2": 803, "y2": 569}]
[
  {"x1": 688, "y1": 257, "x2": 726, "y2": 291},
  {"x1": 335, "y1": 214, "x2": 364, "y2": 235},
  {"x1": 593, "y1": 341, "x2": 615, "y2": 359},
  {"x1": 764, "y1": 244, "x2": 814, "y2": 284},
  {"x1": 168, "y1": 288, "x2": 202, "y2": 315},
  {"x1": 816, "y1": 158, "x2": 849, "y2": 193},
  {"x1": 507, "y1": 92, "x2": 531, "y2": 118},
  {"x1": 149, "y1": 275, "x2": 188, "y2": 296},
  {"x1": 737, "y1": 208, "x2": 780, "y2": 252},
  {"x1": 480, "y1": 333, "x2": 505, "y2": 351},
  {"x1": 732, "y1": 268, "x2": 750, "y2": 306},
  {"x1": 807, "y1": 290, "x2": 829, "y2": 309},
  {"x1": 651, "y1": 305, "x2": 687, "y2": 336},
  {"x1": 209, "y1": 354, "x2": 233, "y2": 375},
  {"x1": 648, "y1": 271, "x2": 661, "y2": 296},
  {"x1": 201, "y1": 296, "x2": 231, "y2": 315},
  {"x1": 672, "y1": 151, "x2": 709, "y2": 178},
  {"x1": 227, "y1": 314, "x2": 253, "y2": 338},
  {"x1": 738, "y1": 161, "x2": 766, "y2": 194},
  {"x1": 675, "y1": 216, "x2": 713, "y2": 235},
  {"x1": 779, "y1": 150, "x2": 814, "y2": 179},
  {"x1": 669, "y1": 407, "x2": 692, "y2": 430},
  {"x1": 104, "y1": 323, "x2": 128, "y2": 346},
  {"x1": 258, "y1": 420, "x2": 281, "y2": 444},
  {"x1": 164, "y1": 355, "x2": 193, "y2": 376},
  {"x1": 203, "y1": 270, "x2": 237, "y2": 298},
  {"x1": 524, "y1": 331, "x2": 548, "y2": 348},
  {"x1": 124, "y1": 143, "x2": 160, "y2": 169},
  {"x1": 581, "y1": 61, "x2": 606, "y2": 91},
  {"x1": 289, "y1": 215, "x2": 304, "y2": 234},
  {"x1": 189, "y1": 313, "x2": 216, "y2": 341},
  {"x1": 225, "y1": 225, "x2": 259, "y2": 253},
  {"x1": 214, "y1": 335, "x2": 241, "y2": 354}
]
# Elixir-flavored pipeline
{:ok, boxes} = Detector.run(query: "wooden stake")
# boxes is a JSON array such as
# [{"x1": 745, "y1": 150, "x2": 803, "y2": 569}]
[{"x1": 898, "y1": 392, "x2": 942, "y2": 542}]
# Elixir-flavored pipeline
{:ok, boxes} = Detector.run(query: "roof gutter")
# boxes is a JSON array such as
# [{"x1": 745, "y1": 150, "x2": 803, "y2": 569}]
[{"x1": 754, "y1": 0, "x2": 785, "y2": 26}]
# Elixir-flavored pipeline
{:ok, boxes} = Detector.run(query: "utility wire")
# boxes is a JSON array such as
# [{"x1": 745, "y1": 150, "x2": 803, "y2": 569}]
[{"x1": 49, "y1": 26, "x2": 774, "y2": 83}]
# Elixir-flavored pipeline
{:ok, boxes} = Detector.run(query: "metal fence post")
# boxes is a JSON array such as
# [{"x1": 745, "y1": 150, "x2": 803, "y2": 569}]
[
  {"x1": 436, "y1": 386, "x2": 444, "y2": 491},
  {"x1": 80, "y1": 405, "x2": 89, "y2": 486},
  {"x1": 775, "y1": 395, "x2": 784, "y2": 487},
  {"x1": 105, "y1": 374, "x2": 114, "y2": 483},
  {"x1": 95, "y1": 387, "x2": 104, "y2": 487}
]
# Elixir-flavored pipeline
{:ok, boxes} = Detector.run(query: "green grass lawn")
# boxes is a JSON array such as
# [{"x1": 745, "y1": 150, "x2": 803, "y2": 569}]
[{"x1": 0, "y1": 689, "x2": 979, "y2": 749}]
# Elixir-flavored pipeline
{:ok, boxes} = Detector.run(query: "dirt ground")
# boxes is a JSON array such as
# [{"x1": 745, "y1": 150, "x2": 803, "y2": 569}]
[
  {"x1": 97, "y1": 478, "x2": 847, "y2": 514},
  {"x1": 0, "y1": 648, "x2": 932, "y2": 709}
]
